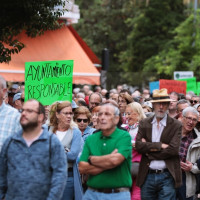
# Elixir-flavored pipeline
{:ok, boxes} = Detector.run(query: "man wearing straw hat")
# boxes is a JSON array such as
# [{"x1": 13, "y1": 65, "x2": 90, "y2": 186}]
[{"x1": 136, "y1": 88, "x2": 182, "y2": 200}]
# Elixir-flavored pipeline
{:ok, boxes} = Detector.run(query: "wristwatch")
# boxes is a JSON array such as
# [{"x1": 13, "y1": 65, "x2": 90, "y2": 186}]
[{"x1": 88, "y1": 156, "x2": 92, "y2": 165}]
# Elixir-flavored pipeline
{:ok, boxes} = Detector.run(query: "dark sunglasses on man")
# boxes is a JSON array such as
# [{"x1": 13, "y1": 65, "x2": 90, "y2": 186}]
[{"x1": 190, "y1": 100, "x2": 198, "y2": 104}]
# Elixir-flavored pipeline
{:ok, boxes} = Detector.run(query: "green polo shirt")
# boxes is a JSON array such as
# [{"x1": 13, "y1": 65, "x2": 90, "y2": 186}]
[{"x1": 80, "y1": 127, "x2": 132, "y2": 189}]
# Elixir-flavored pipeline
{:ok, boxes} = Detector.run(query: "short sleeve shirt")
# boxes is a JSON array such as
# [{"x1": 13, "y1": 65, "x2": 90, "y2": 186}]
[{"x1": 80, "y1": 127, "x2": 132, "y2": 189}]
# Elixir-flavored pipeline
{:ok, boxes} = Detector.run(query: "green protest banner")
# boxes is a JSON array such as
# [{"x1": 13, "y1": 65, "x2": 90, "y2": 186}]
[
  {"x1": 25, "y1": 60, "x2": 73, "y2": 105},
  {"x1": 178, "y1": 77, "x2": 196, "y2": 94},
  {"x1": 197, "y1": 82, "x2": 200, "y2": 96}
]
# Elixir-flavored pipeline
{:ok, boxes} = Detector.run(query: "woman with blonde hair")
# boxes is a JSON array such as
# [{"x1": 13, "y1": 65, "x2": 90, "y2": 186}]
[
  {"x1": 125, "y1": 102, "x2": 146, "y2": 200},
  {"x1": 49, "y1": 101, "x2": 83, "y2": 200}
]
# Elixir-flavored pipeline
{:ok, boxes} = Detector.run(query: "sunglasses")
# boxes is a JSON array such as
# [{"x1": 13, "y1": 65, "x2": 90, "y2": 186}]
[
  {"x1": 21, "y1": 98, "x2": 24, "y2": 102},
  {"x1": 190, "y1": 100, "x2": 198, "y2": 104},
  {"x1": 76, "y1": 118, "x2": 88, "y2": 123}
]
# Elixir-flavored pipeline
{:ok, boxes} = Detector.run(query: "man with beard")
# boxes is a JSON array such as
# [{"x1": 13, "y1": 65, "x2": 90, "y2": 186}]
[
  {"x1": 0, "y1": 99, "x2": 67, "y2": 200},
  {"x1": 136, "y1": 89, "x2": 182, "y2": 200}
]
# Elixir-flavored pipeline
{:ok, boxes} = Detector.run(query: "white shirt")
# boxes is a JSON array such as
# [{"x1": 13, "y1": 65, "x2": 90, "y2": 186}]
[
  {"x1": 149, "y1": 114, "x2": 167, "y2": 170},
  {"x1": 56, "y1": 130, "x2": 67, "y2": 141}
]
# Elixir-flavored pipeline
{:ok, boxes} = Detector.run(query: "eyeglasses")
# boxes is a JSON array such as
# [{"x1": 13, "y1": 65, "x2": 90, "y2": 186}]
[
  {"x1": 21, "y1": 109, "x2": 39, "y2": 114},
  {"x1": 76, "y1": 118, "x2": 88, "y2": 123},
  {"x1": 190, "y1": 100, "x2": 198, "y2": 104},
  {"x1": 20, "y1": 98, "x2": 24, "y2": 102},
  {"x1": 90, "y1": 102, "x2": 100, "y2": 106},
  {"x1": 184, "y1": 116, "x2": 198, "y2": 123},
  {"x1": 60, "y1": 112, "x2": 73, "y2": 116}
]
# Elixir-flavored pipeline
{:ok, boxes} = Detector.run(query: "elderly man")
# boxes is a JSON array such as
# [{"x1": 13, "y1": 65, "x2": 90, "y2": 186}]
[
  {"x1": 88, "y1": 92, "x2": 102, "y2": 111},
  {"x1": 177, "y1": 107, "x2": 200, "y2": 200},
  {"x1": 136, "y1": 88, "x2": 182, "y2": 200},
  {"x1": 0, "y1": 99, "x2": 67, "y2": 200},
  {"x1": 0, "y1": 75, "x2": 21, "y2": 151},
  {"x1": 176, "y1": 99, "x2": 190, "y2": 121},
  {"x1": 79, "y1": 103, "x2": 132, "y2": 200}
]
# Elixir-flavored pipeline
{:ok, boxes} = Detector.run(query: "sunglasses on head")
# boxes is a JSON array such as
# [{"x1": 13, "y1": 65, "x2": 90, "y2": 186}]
[
  {"x1": 190, "y1": 100, "x2": 198, "y2": 104},
  {"x1": 76, "y1": 118, "x2": 88, "y2": 123}
]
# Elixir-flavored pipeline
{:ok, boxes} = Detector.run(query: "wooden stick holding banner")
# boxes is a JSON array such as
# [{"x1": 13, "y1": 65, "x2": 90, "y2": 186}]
[{"x1": 25, "y1": 60, "x2": 73, "y2": 105}]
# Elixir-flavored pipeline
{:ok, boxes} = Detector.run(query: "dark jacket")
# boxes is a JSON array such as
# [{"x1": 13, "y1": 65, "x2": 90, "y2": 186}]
[{"x1": 136, "y1": 114, "x2": 182, "y2": 188}]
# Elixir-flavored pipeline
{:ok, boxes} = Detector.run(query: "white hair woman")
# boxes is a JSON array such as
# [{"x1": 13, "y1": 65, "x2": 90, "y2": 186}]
[{"x1": 125, "y1": 102, "x2": 146, "y2": 200}]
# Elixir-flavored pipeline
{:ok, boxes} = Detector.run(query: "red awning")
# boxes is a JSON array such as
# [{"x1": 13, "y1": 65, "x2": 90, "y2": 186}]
[{"x1": 0, "y1": 25, "x2": 100, "y2": 85}]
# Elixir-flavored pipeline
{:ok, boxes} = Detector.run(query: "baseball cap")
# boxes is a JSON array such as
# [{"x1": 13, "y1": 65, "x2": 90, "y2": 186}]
[{"x1": 13, "y1": 93, "x2": 22, "y2": 103}]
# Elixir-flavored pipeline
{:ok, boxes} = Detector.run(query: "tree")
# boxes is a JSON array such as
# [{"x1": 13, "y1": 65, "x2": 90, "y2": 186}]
[
  {"x1": 119, "y1": 0, "x2": 186, "y2": 86},
  {"x1": 74, "y1": 0, "x2": 136, "y2": 88},
  {"x1": 144, "y1": 10, "x2": 200, "y2": 81},
  {"x1": 0, "y1": 0, "x2": 65, "y2": 63},
  {"x1": 75, "y1": 0, "x2": 186, "y2": 88}
]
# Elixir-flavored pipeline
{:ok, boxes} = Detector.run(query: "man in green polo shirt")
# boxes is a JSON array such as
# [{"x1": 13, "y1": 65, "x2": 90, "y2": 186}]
[{"x1": 79, "y1": 103, "x2": 132, "y2": 200}]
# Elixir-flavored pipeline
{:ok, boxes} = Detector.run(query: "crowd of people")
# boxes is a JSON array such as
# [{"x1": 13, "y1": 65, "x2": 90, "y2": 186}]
[{"x1": 0, "y1": 74, "x2": 200, "y2": 200}]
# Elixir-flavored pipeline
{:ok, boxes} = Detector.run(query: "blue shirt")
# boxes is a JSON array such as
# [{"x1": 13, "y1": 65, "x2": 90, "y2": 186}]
[
  {"x1": 82, "y1": 126, "x2": 96, "y2": 142},
  {"x1": 0, "y1": 102, "x2": 21, "y2": 151},
  {"x1": 0, "y1": 128, "x2": 67, "y2": 200}
]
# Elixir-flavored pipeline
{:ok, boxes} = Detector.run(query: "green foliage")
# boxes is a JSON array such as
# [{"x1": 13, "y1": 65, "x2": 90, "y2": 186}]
[
  {"x1": 74, "y1": 0, "x2": 136, "y2": 88},
  {"x1": 75, "y1": 0, "x2": 186, "y2": 88},
  {"x1": 120, "y1": 0, "x2": 186, "y2": 86},
  {"x1": 0, "y1": 0, "x2": 65, "y2": 63},
  {"x1": 144, "y1": 10, "x2": 200, "y2": 81}
]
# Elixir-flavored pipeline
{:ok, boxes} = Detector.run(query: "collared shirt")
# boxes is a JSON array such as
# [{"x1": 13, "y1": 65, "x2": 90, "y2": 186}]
[
  {"x1": 179, "y1": 130, "x2": 195, "y2": 162},
  {"x1": 149, "y1": 114, "x2": 167, "y2": 170},
  {"x1": 80, "y1": 127, "x2": 132, "y2": 188},
  {"x1": 0, "y1": 102, "x2": 21, "y2": 151}
]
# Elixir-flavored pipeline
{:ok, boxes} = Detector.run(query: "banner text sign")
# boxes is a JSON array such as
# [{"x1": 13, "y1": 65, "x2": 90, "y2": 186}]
[
  {"x1": 178, "y1": 77, "x2": 196, "y2": 94},
  {"x1": 159, "y1": 79, "x2": 186, "y2": 95},
  {"x1": 25, "y1": 60, "x2": 73, "y2": 105}
]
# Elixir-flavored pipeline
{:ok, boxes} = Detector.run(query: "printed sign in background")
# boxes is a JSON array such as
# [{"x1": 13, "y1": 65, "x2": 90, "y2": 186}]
[
  {"x1": 196, "y1": 82, "x2": 200, "y2": 96},
  {"x1": 149, "y1": 81, "x2": 159, "y2": 94},
  {"x1": 178, "y1": 77, "x2": 196, "y2": 94},
  {"x1": 25, "y1": 60, "x2": 73, "y2": 105},
  {"x1": 174, "y1": 71, "x2": 194, "y2": 80},
  {"x1": 159, "y1": 79, "x2": 186, "y2": 95}
]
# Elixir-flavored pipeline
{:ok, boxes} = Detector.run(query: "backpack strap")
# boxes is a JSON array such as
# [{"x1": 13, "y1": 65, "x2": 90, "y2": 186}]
[
  {"x1": 5, "y1": 138, "x2": 13, "y2": 158},
  {"x1": 49, "y1": 134, "x2": 53, "y2": 172}
]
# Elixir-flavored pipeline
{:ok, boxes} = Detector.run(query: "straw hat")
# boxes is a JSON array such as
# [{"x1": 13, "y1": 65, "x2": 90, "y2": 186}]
[{"x1": 150, "y1": 89, "x2": 174, "y2": 103}]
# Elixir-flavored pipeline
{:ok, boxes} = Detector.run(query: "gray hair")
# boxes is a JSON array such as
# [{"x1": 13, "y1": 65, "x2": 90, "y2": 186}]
[
  {"x1": 176, "y1": 99, "x2": 190, "y2": 109},
  {"x1": 0, "y1": 75, "x2": 7, "y2": 89},
  {"x1": 182, "y1": 106, "x2": 199, "y2": 118},
  {"x1": 101, "y1": 103, "x2": 120, "y2": 116}
]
